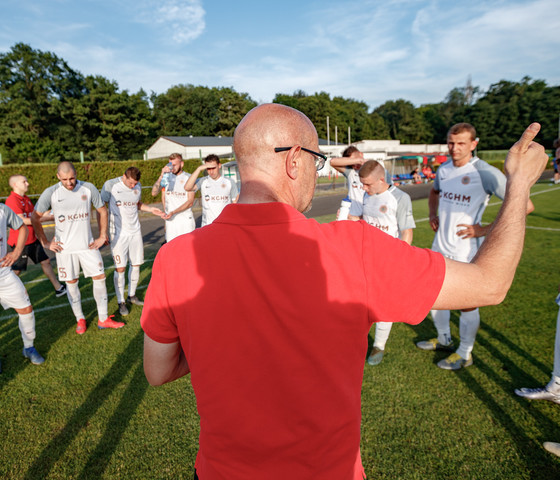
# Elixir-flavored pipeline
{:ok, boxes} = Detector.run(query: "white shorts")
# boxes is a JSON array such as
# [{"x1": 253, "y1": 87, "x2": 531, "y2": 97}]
[
  {"x1": 110, "y1": 231, "x2": 144, "y2": 268},
  {"x1": 0, "y1": 269, "x2": 31, "y2": 310},
  {"x1": 165, "y1": 211, "x2": 195, "y2": 242},
  {"x1": 56, "y1": 249, "x2": 106, "y2": 281}
]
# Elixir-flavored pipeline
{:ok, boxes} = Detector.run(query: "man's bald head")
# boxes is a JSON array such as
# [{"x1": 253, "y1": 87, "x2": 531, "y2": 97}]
[
  {"x1": 9, "y1": 175, "x2": 25, "y2": 189},
  {"x1": 57, "y1": 161, "x2": 78, "y2": 191},
  {"x1": 57, "y1": 161, "x2": 76, "y2": 175},
  {"x1": 233, "y1": 104, "x2": 318, "y2": 172}
]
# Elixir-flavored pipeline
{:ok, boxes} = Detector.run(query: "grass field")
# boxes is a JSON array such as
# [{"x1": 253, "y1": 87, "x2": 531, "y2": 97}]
[{"x1": 1, "y1": 183, "x2": 560, "y2": 479}]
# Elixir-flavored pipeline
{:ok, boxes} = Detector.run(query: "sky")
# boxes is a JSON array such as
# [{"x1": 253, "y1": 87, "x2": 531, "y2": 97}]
[{"x1": 2, "y1": 0, "x2": 559, "y2": 109}]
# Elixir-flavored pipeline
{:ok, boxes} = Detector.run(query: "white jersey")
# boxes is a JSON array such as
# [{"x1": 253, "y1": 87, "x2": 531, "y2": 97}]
[
  {"x1": 164, "y1": 171, "x2": 192, "y2": 217},
  {"x1": 101, "y1": 177, "x2": 142, "y2": 238},
  {"x1": 0, "y1": 204, "x2": 24, "y2": 278},
  {"x1": 342, "y1": 168, "x2": 365, "y2": 204},
  {"x1": 432, "y1": 156, "x2": 506, "y2": 261},
  {"x1": 36, "y1": 180, "x2": 104, "y2": 253},
  {"x1": 350, "y1": 186, "x2": 415, "y2": 239},
  {"x1": 196, "y1": 175, "x2": 239, "y2": 226}
]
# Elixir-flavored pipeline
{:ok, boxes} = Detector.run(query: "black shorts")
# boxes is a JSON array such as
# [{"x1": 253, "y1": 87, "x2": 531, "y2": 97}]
[{"x1": 10, "y1": 239, "x2": 50, "y2": 272}]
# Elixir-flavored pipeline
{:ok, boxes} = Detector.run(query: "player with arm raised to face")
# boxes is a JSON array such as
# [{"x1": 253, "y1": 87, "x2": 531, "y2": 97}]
[
  {"x1": 349, "y1": 160, "x2": 415, "y2": 365},
  {"x1": 417, "y1": 123, "x2": 535, "y2": 370},
  {"x1": 152, "y1": 153, "x2": 196, "y2": 242},
  {"x1": 6, "y1": 175, "x2": 65, "y2": 297},
  {"x1": 31, "y1": 161, "x2": 124, "y2": 334},
  {"x1": 0, "y1": 204, "x2": 44, "y2": 372},
  {"x1": 101, "y1": 167, "x2": 164, "y2": 317},
  {"x1": 183, "y1": 154, "x2": 239, "y2": 227}
]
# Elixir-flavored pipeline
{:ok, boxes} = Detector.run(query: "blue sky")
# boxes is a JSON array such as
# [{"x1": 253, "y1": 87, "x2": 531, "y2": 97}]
[{"x1": 2, "y1": 0, "x2": 559, "y2": 109}]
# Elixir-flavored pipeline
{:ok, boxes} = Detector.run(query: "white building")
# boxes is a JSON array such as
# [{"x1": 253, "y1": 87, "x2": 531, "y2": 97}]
[{"x1": 146, "y1": 136, "x2": 234, "y2": 160}]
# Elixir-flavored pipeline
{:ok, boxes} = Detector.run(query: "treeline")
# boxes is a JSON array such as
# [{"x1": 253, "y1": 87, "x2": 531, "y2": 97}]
[{"x1": 1, "y1": 43, "x2": 559, "y2": 164}]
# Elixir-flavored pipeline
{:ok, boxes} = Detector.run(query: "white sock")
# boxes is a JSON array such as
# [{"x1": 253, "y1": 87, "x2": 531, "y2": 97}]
[
  {"x1": 66, "y1": 282, "x2": 84, "y2": 320},
  {"x1": 128, "y1": 265, "x2": 140, "y2": 298},
  {"x1": 114, "y1": 270, "x2": 125, "y2": 303},
  {"x1": 456, "y1": 309, "x2": 480, "y2": 360},
  {"x1": 373, "y1": 322, "x2": 393, "y2": 351},
  {"x1": 431, "y1": 310, "x2": 452, "y2": 345},
  {"x1": 18, "y1": 311, "x2": 36, "y2": 348},
  {"x1": 553, "y1": 307, "x2": 560, "y2": 380},
  {"x1": 93, "y1": 278, "x2": 108, "y2": 321}
]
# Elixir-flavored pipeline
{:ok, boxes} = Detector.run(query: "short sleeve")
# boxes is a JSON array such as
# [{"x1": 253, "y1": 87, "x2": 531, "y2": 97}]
[{"x1": 141, "y1": 247, "x2": 180, "y2": 344}]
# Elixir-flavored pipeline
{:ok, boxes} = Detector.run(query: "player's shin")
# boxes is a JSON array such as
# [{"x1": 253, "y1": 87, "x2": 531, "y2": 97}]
[
  {"x1": 128, "y1": 265, "x2": 140, "y2": 297},
  {"x1": 66, "y1": 281, "x2": 85, "y2": 320},
  {"x1": 114, "y1": 270, "x2": 125, "y2": 303},
  {"x1": 93, "y1": 278, "x2": 109, "y2": 320},
  {"x1": 18, "y1": 312, "x2": 36, "y2": 348}
]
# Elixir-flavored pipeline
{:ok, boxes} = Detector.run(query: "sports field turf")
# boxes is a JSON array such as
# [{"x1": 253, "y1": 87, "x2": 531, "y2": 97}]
[{"x1": 1, "y1": 183, "x2": 560, "y2": 479}]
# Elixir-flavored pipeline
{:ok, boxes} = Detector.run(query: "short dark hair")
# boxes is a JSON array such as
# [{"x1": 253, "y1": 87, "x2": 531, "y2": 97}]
[
  {"x1": 359, "y1": 160, "x2": 383, "y2": 179},
  {"x1": 342, "y1": 146, "x2": 360, "y2": 157},
  {"x1": 204, "y1": 154, "x2": 220, "y2": 165},
  {"x1": 447, "y1": 123, "x2": 476, "y2": 141},
  {"x1": 125, "y1": 166, "x2": 141, "y2": 181}
]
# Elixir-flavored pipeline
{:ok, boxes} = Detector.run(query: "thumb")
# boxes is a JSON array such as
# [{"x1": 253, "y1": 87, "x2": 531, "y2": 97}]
[{"x1": 515, "y1": 123, "x2": 541, "y2": 152}]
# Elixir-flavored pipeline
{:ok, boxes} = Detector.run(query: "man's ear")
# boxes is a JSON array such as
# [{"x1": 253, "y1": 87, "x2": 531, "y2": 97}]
[{"x1": 285, "y1": 146, "x2": 301, "y2": 180}]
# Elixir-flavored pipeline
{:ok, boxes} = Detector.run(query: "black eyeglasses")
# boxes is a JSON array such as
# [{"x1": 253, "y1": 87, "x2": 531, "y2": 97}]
[{"x1": 274, "y1": 146, "x2": 327, "y2": 171}]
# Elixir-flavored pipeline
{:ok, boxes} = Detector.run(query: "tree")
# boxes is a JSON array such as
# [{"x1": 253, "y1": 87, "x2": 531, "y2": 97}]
[
  {"x1": 151, "y1": 85, "x2": 256, "y2": 137},
  {"x1": 374, "y1": 99, "x2": 431, "y2": 143},
  {"x1": 0, "y1": 43, "x2": 85, "y2": 162}
]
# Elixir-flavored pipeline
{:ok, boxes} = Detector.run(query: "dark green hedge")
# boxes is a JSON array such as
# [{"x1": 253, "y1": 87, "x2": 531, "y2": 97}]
[{"x1": 0, "y1": 158, "x2": 205, "y2": 204}]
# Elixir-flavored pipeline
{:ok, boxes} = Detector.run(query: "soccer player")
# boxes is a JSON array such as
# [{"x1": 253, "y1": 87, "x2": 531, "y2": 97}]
[
  {"x1": 101, "y1": 167, "x2": 164, "y2": 316},
  {"x1": 183, "y1": 154, "x2": 239, "y2": 227},
  {"x1": 330, "y1": 146, "x2": 365, "y2": 213},
  {"x1": 0, "y1": 203, "x2": 44, "y2": 371},
  {"x1": 416, "y1": 123, "x2": 534, "y2": 370},
  {"x1": 151, "y1": 153, "x2": 195, "y2": 242},
  {"x1": 349, "y1": 160, "x2": 415, "y2": 365},
  {"x1": 141, "y1": 103, "x2": 547, "y2": 479},
  {"x1": 515, "y1": 284, "x2": 560, "y2": 403},
  {"x1": 31, "y1": 161, "x2": 124, "y2": 334},
  {"x1": 6, "y1": 175, "x2": 66, "y2": 296}
]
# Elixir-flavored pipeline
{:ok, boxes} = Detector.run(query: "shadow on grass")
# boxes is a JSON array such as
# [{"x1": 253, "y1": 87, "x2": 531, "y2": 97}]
[
  {"x1": 77, "y1": 360, "x2": 148, "y2": 480},
  {"x1": 24, "y1": 329, "x2": 147, "y2": 480},
  {"x1": 407, "y1": 313, "x2": 560, "y2": 477},
  {"x1": 458, "y1": 361, "x2": 560, "y2": 479}
]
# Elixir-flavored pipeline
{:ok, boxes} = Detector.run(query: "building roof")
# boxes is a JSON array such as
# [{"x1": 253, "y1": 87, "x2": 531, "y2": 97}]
[{"x1": 159, "y1": 136, "x2": 234, "y2": 147}]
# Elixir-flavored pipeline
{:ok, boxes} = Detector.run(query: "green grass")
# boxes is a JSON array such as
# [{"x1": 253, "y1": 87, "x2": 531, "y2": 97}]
[{"x1": 2, "y1": 184, "x2": 560, "y2": 479}]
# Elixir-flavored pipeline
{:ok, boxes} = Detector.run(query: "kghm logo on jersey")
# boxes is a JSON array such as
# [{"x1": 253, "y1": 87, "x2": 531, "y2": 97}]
[
  {"x1": 116, "y1": 200, "x2": 122, "y2": 207},
  {"x1": 461, "y1": 176, "x2": 471, "y2": 185},
  {"x1": 58, "y1": 215, "x2": 66, "y2": 223},
  {"x1": 379, "y1": 205, "x2": 388, "y2": 214},
  {"x1": 204, "y1": 195, "x2": 210, "y2": 202}
]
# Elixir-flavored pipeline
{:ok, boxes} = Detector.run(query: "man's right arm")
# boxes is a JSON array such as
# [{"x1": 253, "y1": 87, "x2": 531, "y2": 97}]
[
  {"x1": 428, "y1": 187, "x2": 439, "y2": 232},
  {"x1": 184, "y1": 165, "x2": 206, "y2": 191},
  {"x1": 143, "y1": 335, "x2": 190, "y2": 385},
  {"x1": 432, "y1": 123, "x2": 548, "y2": 311}
]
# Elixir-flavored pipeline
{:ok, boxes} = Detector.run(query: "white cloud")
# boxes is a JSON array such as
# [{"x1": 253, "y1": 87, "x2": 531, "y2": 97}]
[{"x1": 139, "y1": 0, "x2": 206, "y2": 44}]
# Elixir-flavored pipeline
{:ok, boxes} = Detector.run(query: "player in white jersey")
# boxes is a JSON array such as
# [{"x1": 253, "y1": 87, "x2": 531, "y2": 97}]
[
  {"x1": 183, "y1": 154, "x2": 239, "y2": 227},
  {"x1": 32, "y1": 161, "x2": 124, "y2": 334},
  {"x1": 151, "y1": 153, "x2": 195, "y2": 242},
  {"x1": 102, "y1": 167, "x2": 164, "y2": 316},
  {"x1": 330, "y1": 146, "x2": 366, "y2": 213},
  {"x1": 416, "y1": 123, "x2": 534, "y2": 370},
  {"x1": 349, "y1": 160, "x2": 415, "y2": 365},
  {"x1": 0, "y1": 204, "x2": 45, "y2": 371}
]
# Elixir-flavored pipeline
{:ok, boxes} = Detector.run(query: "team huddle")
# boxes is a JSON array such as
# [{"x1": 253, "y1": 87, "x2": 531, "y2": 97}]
[{"x1": 0, "y1": 154, "x2": 238, "y2": 372}]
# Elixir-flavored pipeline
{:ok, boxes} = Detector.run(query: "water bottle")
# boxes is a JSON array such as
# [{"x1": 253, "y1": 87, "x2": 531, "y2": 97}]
[
  {"x1": 161, "y1": 161, "x2": 173, "y2": 188},
  {"x1": 337, "y1": 199, "x2": 352, "y2": 221}
]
